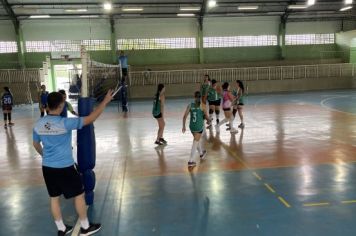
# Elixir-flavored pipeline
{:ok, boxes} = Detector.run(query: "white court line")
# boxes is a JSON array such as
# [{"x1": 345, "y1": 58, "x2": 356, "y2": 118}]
[
  {"x1": 71, "y1": 206, "x2": 89, "y2": 236},
  {"x1": 71, "y1": 219, "x2": 81, "y2": 236},
  {"x1": 320, "y1": 95, "x2": 356, "y2": 116}
]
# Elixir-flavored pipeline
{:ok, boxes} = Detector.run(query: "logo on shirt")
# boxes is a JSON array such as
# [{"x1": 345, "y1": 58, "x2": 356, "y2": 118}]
[{"x1": 44, "y1": 122, "x2": 51, "y2": 130}]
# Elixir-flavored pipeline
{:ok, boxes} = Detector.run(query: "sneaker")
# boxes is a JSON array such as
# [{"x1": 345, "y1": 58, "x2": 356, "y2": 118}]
[
  {"x1": 206, "y1": 124, "x2": 212, "y2": 129},
  {"x1": 79, "y1": 223, "x2": 102, "y2": 236},
  {"x1": 238, "y1": 123, "x2": 245, "y2": 129},
  {"x1": 230, "y1": 128, "x2": 238, "y2": 134},
  {"x1": 200, "y1": 150, "x2": 207, "y2": 160},
  {"x1": 226, "y1": 124, "x2": 230, "y2": 127},
  {"x1": 226, "y1": 127, "x2": 231, "y2": 131},
  {"x1": 159, "y1": 138, "x2": 167, "y2": 144},
  {"x1": 8, "y1": 122, "x2": 14, "y2": 127},
  {"x1": 154, "y1": 140, "x2": 164, "y2": 145},
  {"x1": 58, "y1": 225, "x2": 73, "y2": 236},
  {"x1": 188, "y1": 161, "x2": 196, "y2": 167}
]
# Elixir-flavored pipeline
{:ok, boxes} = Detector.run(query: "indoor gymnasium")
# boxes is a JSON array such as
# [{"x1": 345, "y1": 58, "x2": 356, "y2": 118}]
[{"x1": 1, "y1": 0, "x2": 356, "y2": 235}]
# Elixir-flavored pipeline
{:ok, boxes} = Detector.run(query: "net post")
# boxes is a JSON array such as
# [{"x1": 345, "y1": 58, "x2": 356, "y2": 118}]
[{"x1": 81, "y1": 45, "x2": 88, "y2": 97}]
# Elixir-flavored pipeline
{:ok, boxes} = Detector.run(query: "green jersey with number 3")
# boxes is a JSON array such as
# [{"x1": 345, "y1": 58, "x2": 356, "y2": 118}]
[{"x1": 189, "y1": 103, "x2": 204, "y2": 132}]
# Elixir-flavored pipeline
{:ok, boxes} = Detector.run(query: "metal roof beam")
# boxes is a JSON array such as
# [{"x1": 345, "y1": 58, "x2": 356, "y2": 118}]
[{"x1": 0, "y1": 0, "x2": 19, "y2": 29}]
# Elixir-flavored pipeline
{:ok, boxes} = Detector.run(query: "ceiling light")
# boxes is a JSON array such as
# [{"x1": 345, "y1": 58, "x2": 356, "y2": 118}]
[
  {"x1": 103, "y1": 2, "x2": 112, "y2": 10},
  {"x1": 307, "y1": 0, "x2": 315, "y2": 6},
  {"x1": 208, "y1": 0, "x2": 217, "y2": 8},
  {"x1": 340, "y1": 6, "x2": 353, "y2": 11},
  {"x1": 177, "y1": 13, "x2": 195, "y2": 17},
  {"x1": 238, "y1": 6, "x2": 259, "y2": 10},
  {"x1": 180, "y1": 7, "x2": 201, "y2": 11},
  {"x1": 288, "y1": 5, "x2": 308, "y2": 9},
  {"x1": 65, "y1": 9, "x2": 87, "y2": 12},
  {"x1": 29, "y1": 15, "x2": 51, "y2": 18},
  {"x1": 122, "y1": 8, "x2": 144, "y2": 12},
  {"x1": 345, "y1": 0, "x2": 353, "y2": 4}
]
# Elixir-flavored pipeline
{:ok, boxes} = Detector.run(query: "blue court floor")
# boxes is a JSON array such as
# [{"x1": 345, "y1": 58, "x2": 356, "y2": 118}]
[{"x1": 1, "y1": 89, "x2": 356, "y2": 235}]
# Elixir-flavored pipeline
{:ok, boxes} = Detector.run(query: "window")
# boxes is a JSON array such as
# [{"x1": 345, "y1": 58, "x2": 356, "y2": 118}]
[
  {"x1": 203, "y1": 35, "x2": 278, "y2": 48},
  {"x1": 25, "y1": 40, "x2": 111, "y2": 52},
  {"x1": 285, "y1": 34, "x2": 335, "y2": 45},
  {"x1": 117, "y1": 38, "x2": 197, "y2": 50},
  {"x1": 0, "y1": 41, "x2": 18, "y2": 53}
]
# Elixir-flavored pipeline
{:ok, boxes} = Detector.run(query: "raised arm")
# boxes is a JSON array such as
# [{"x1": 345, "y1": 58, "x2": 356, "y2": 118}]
[{"x1": 83, "y1": 90, "x2": 114, "y2": 126}]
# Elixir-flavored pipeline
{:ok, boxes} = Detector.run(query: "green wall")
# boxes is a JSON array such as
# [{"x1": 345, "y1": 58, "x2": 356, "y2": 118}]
[
  {"x1": 203, "y1": 46, "x2": 280, "y2": 63},
  {"x1": 25, "y1": 52, "x2": 50, "y2": 68},
  {"x1": 0, "y1": 44, "x2": 345, "y2": 69},
  {"x1": 284, "y1": 44, "x2": 338, "y2": 60},
  {"x1": 0, "y1": 53, "x2": 20, "y2": 69},
  {"x1": 126, "y1": 49, "x2": 200, "y2": 66}
]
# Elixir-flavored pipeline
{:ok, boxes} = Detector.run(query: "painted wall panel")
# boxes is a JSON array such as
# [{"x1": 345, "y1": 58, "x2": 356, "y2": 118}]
[
  {"x1": 204, "y1": 17, "x2": 280, "y2": 36},
  {"x1": 115, "y1": 18, "x2": 198, "y2": 38},
  {"x1": 0, "y1": 21, "x2": 17, "y2": 41},
  {"x1": 21, "y1": 19, "x2": 111, "y2": 40},
  {"x1": 286, "y1": 21, "x2": 341, "y2": 34}
]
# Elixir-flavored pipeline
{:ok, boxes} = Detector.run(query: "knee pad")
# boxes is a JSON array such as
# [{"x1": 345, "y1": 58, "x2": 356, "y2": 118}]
[
  {"x1": 215, "y1": 110, "x2": 220, "y2": 115},
  {"x1": 209, "y1": 109, "x2": 214, "y2": 114}
]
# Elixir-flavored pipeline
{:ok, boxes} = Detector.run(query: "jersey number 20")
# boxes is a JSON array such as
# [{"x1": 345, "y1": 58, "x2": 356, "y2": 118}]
[{"x1": 3, "y1": 96, "x2": 11, "y2": 105}]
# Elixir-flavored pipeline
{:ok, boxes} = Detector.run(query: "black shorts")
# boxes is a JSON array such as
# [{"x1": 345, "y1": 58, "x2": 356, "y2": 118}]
[
  {"x1": 42, "y1": 165, "x2": 84, "y2": 199},
  {"x1": 191, "y1": 130, "x2": 203, "y2": 134},
  {"x1": 208, "y1": 99, "x2": 221, "y2": 106},
  {"x1": 223, "y1": 108, "x2": 231, "y2": 111},
  {"x1": 122, "y1": 68, "x2": 128, "y2": 76},
  {"x1": 2, "y1": 105, "x2": 12, "y2": 111},
  {"x1": 153, "y1": 113, "x2": 162, "y2": 119},
  {"x1": 238, "y1": 103, "x2": 244, "y2": 107}
]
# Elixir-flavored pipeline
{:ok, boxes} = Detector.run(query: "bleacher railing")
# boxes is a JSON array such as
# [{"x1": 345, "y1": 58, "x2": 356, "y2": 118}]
[
  {"x1": 128, "y1": 63, "x2": 355, "y2": 86},
  {"x1": 0, "y1": 69, "x2": 41, "y2": 105}
]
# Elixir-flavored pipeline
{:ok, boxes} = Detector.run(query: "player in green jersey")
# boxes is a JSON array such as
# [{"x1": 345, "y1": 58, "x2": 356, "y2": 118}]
[
  {"x1": 152, "y1": 84, "x2": 167, "y2": 145},
  {"x1": 207, "y1": 79, "x2": 222, "y2": 128},
  {"x1": 235, "y1": 80, "x2": 245, "y2": 129},
  {"x1": 182, "y1": 91, "x2": 210, "y2": 168},
  {"x1": 200, "y1": 74, "x2": 211, "y2": 108}
]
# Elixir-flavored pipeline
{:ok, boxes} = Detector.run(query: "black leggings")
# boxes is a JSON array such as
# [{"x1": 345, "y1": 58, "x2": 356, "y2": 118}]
[{"x1": 3, "y1": 113, "x2": 11, "y2": 122}]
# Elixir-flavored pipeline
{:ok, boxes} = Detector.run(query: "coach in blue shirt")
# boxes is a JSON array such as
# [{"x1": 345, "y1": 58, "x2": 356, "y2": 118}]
[
  {"x1": 118, "y1": 50, "x2": 128, "y2": 76},
  {"x1": 33, "y1": 90, "x2": 113, "y2": 235}
]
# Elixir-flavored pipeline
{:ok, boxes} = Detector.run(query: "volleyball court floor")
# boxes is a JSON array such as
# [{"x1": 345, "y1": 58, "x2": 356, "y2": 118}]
[{"x1": 1, "y1": 89, "x2": 356, "y2": 235}]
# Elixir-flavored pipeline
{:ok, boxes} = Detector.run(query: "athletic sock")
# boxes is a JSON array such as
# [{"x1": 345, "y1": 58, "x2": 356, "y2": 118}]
[
  {"x1": 190, "y1": 140, "x2": 199, "y2": 162},
  {"x1": 80, "y1": 218, "x2": 90, "y2": 230},
  {"x1": 229, "y1": 117, "x2": 235, "y2": 129},
  {"x1": 55, "y1": 219, "x2": 66, "y2": 232}
]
